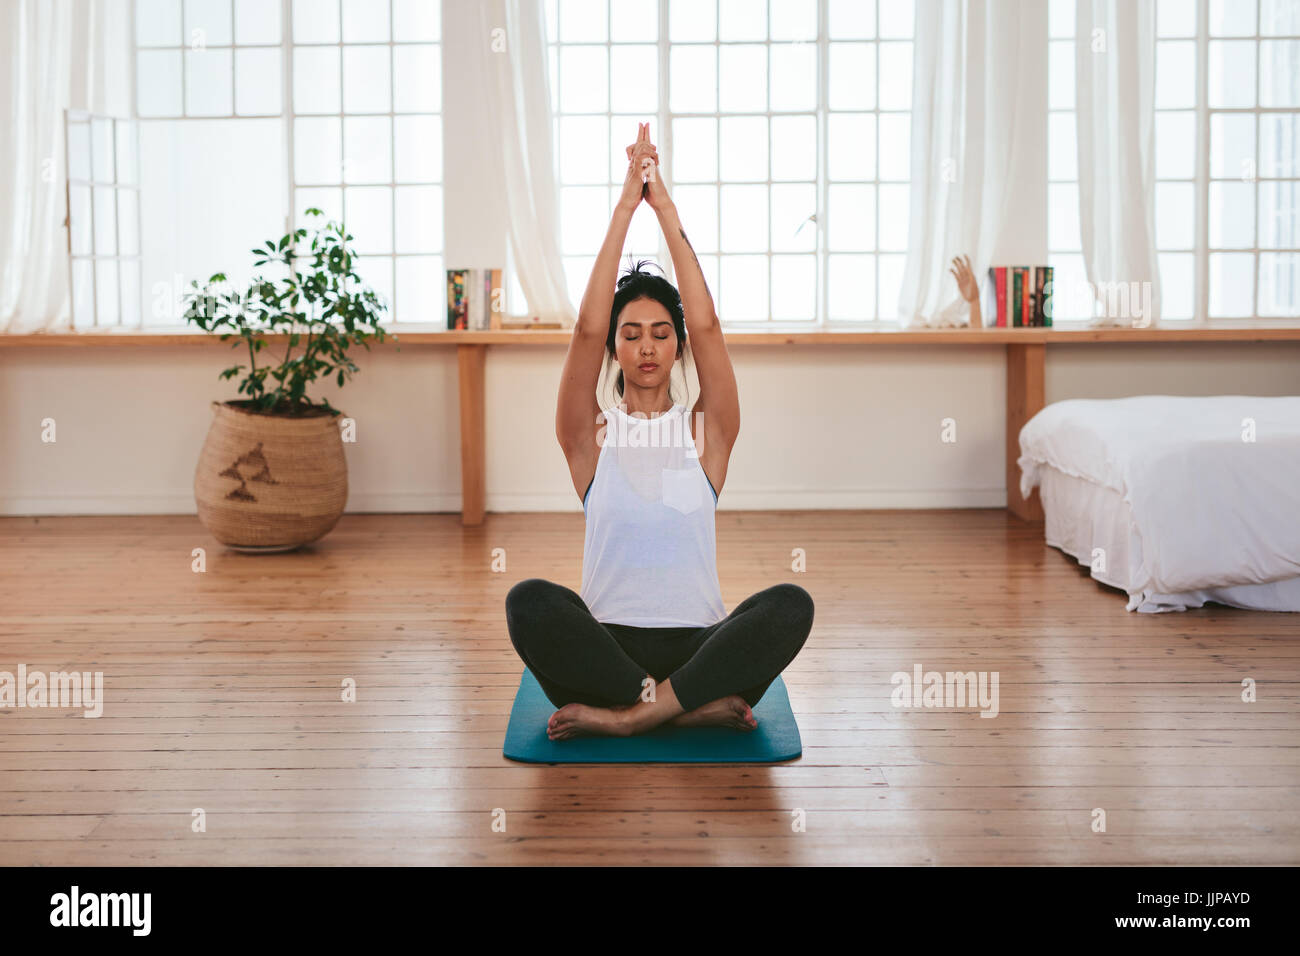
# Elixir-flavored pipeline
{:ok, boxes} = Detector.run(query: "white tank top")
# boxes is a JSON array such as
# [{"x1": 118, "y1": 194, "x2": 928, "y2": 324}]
[{"x1": 580, "y1": 402, "x2": 727, "y2": 627}]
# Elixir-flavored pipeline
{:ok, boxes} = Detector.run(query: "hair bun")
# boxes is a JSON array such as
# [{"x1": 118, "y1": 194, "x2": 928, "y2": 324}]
[{"x1": 619, "y1": 257, "x2": 664, "y2": 286}]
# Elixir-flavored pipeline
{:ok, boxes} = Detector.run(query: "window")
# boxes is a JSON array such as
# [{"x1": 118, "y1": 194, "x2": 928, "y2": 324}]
[
  {"x1": 66, "y1": 111, "x2": 143, "y2": 328},
  {"x1": 1154, "y1": 0, "x2": 1198, "y2": 320},
  {"x1": 1049, "y1": 0, "x2": 1300, "y2": 322},
  {"x1": 542, "y1": 0, "x2": 914, "y2": 327},
  {"x1": 1047, "y1": 0, "x2": 1087, "y2": 321},
  {"x1": 1198, "y1": 0, "x2": 1300, "y2": 318},
  {"x1": 1156, "y1": 0, "x2": 1300, "y2": 320},
  {"x1": 132, "y1": 0, "x2": 442, "y2": 325}
]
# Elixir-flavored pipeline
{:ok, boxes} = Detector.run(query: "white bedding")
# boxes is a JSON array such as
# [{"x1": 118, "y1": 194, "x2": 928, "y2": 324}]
[
  {"x1": 1037, "y1": 463, "x2": 1300, "y2": 611},
  {"x1": 1017, "y1": 396, "x2": 1300, "y2": 612}
]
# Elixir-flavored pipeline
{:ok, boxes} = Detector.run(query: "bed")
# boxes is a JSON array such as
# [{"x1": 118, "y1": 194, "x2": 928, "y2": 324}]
[{"x1": 1017, "y1": 396, "x2": 1300, "y2": 612}]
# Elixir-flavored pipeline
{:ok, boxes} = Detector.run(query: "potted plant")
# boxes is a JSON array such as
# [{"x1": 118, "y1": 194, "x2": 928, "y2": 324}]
[{"x1": 184, "y1": 209, "x2": 390, "y2": 552}]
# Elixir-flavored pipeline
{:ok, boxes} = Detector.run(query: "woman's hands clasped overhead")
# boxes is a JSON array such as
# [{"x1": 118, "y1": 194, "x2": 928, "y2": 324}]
[
  {"x1": 617, "y1": 122, "x2": 672, "y2": 213},
  {"x1": 618, "y1": 123, "x2": 657, "y2": 211}
]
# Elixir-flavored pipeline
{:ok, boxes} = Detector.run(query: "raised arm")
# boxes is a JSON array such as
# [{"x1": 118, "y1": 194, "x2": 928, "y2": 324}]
[
  {"x1": 642, "y1": 142, "x2": 741, "y2": 450},
  {"x1": 555, "y1": 126, "x2": 659, "y2": 462}
]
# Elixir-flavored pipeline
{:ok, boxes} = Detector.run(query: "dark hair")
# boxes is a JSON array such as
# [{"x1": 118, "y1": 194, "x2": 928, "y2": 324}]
[{"x1": 606, "y1": 256, "x2": 689, "y2": 404}]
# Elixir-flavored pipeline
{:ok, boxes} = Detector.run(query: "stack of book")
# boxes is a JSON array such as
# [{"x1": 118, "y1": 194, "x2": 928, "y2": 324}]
[
  {"x1": 985, "y1": 266, "x2": 1054, "y2": 327},
  {"x1": 446, "y1": 268, "x2": 504, "y2": 330}
]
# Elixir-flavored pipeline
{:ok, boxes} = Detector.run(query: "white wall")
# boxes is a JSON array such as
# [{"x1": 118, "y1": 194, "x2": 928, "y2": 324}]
[{"x1": 2, "y1": 340, "x2": 1298, "y2": 516}]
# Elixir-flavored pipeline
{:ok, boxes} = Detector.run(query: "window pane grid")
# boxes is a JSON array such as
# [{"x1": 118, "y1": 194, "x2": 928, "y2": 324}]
[
  {"x1": 1047, "y1": 25, "x2": 1085, "y2": 321},
  {"x1": 1051, "y1": 0, "x2": 1300, "y2": 322},
  {"x1": 1155, "y1": 10, "x2": 1199, "y2": 321},
  {"x1": 287, "y1": 0, "x2": 442, "y2": 323},
  {"x1": 66, "y1": 111, "x2": 144, "y2": 329},
  {"x1": 137, "y1": 0, "x2": 285, "y2": 117},
  {"x1": 132, "y1": 0, "x2": 441, "y2": 325},
  {"x1": 551, "y1": 4, "x2": 661, "y2": 308},
  {"x1": 1204, "y1": 0, "x2": 1300, "y2": 318},
  {"x1": 545, "y1": 0, "x2": 912, "y2": 327}
]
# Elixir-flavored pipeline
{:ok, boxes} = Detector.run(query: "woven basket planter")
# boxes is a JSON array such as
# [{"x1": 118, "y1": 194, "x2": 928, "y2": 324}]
[{"x1": 194, "y1": 400, "x2": 348, "y2": 552}]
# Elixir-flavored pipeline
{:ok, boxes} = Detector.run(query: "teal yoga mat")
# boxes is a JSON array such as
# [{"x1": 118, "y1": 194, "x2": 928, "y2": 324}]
[{"x1": 502, "y1": 669, "x2": 802, "y2": 763}]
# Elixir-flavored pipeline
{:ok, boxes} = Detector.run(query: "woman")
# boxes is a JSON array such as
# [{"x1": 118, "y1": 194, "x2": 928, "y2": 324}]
[{"x1": 505, "y1": 123, "x2": 814, "y2": 741}]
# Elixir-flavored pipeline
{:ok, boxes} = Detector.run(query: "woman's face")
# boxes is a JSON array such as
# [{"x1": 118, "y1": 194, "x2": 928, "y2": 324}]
[{"x1": 615, "y1": 297, "x2": 679, "y2": 390}]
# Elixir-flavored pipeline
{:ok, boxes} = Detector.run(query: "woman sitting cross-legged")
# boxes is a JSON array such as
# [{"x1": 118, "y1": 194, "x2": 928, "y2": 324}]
[{"x1": 505, "y1": 122, "x2": 814, "y2": 741}]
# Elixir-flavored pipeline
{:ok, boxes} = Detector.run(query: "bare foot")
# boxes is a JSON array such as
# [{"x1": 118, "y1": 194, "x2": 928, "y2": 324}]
[
  {"x1": 546, "y1": 702, "x2": 632, "y2": 740},
  {"x1": 669, "y1": 695, "x2": 757, "y2": 731}
]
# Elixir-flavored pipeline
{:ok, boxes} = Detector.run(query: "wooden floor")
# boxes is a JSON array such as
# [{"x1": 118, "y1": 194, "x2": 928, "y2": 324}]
[{"x1": 0, "y1": 510, "x2": 1297, "y2": 865}]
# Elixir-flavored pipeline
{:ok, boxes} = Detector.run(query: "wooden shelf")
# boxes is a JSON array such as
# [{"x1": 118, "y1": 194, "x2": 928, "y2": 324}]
[{"x1": 4, "y1": 324, "x2": 1300, "y2": 348}]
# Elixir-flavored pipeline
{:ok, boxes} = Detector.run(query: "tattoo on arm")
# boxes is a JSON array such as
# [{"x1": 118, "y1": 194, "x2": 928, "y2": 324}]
[
  {"x1": 678, "y1": 228, "x2": 700, "y2": 269},
  {"x1": 678, "y1": 227, "x2": 710, "y2": 296}
]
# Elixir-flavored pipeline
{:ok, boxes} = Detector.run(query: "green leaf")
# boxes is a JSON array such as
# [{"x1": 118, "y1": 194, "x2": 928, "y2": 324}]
[{"x1": 197, "y1": 218, "x2": 391, "y2": 408}]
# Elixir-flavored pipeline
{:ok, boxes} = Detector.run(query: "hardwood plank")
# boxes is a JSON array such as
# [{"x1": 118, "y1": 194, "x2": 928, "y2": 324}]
[
  {"x1": 3, "y1": 837, "x2": 1295, "y2": 866},
  {"x1": 1, "y1": 786, "x2": 1296, "y2": 814},
  {"x1": 4, "y1": 809, "x2": 1295, "y2": 843}
]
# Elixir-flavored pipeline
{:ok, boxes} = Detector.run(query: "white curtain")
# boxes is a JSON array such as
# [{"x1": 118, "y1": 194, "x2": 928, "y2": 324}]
[
  {"x1": 1075, "y1": 0, "x2": 1161, "y2": 326},
  {"x1": 899, "y1": 0, "x2": 1029, "y2": 328},
  {"x1": 0, "y1": 0, "x2": 130, "y2": 333},
  {"x1": 474, "y1": 0, "x2": 575, "y2": 327},
  {"x1": 0, "y1": 0, "x2": 72, "y2": 332}
]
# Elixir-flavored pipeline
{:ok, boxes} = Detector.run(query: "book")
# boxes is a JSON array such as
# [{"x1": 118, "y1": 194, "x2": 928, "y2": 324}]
[
  {"x1": 1033, "y1": 267, "x2": 1046, "y2": 326},
  {"x1": 1011, "y1": 268, "x2": 1022, "y2": 328},
  {"x1": 989, "y1": 264, "x2": 1056, "y2": 328},
  {"x1": 1020, "y1": 267, "x2": 1030, "y2": 327},
  {"x1": 468, "y1": 268, "x2": 481, "y2": 330},
  {"x1": 994, "y1": 267, "x2": 1007, "y2": 327},
  {"x1": 486, "y1": 268, "x2": 503, "y2": 330},
  {"x1": 488, "y1": 269, "x2": 501, "y2": 330},
  {"x1": 448, "y1": 267, "x2": 507, "y2": 330},
  {"x1": 446, "y1": 269, "x2": 468, "y2": 330},
  {"x1": 1042, "y1": 265, "x2": 1054, "y2": 327}
]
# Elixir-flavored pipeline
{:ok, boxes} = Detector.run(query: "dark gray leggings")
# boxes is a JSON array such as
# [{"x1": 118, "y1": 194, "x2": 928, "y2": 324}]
[{"x1": 505, "y1": 578, "x2": 814, "y2": 713}]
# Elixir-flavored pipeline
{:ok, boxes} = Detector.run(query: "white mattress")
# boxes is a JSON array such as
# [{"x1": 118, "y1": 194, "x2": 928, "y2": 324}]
[
  {"x1": 1038, "y1": 464, "x2": 1300, "y2": 612},
  {"x1": 1018, "y1": 396, "x2": 1300, "y2": 613}
]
